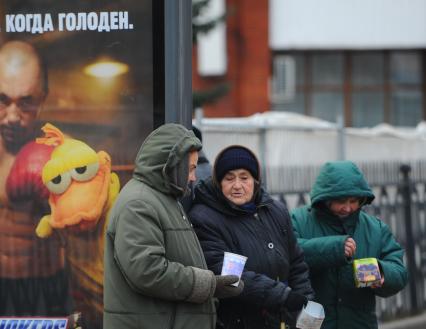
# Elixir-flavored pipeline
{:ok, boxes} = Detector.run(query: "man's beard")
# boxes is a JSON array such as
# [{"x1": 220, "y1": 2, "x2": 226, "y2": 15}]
[{"x1": 0, "y1": 124, "x2": 34, "y2": 154}]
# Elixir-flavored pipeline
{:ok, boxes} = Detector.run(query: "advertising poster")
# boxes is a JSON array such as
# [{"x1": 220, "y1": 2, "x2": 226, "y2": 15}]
[{"x1": 0, "y1": 1, "x2": 156, "y2": 328}]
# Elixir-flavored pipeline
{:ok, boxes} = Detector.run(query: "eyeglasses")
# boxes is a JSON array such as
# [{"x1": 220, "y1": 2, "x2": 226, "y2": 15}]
[{"x1": 0, "y1": 93, "x2": 43, "y2": 114}]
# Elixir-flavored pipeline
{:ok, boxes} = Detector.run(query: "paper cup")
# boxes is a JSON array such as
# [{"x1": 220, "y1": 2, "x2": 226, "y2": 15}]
[
  {"x1": 296, "y1": 301, "x2": 325, "y2": 329},
  {"x1": 221, "y1": 252, "x2": 247, "y2": 286}
]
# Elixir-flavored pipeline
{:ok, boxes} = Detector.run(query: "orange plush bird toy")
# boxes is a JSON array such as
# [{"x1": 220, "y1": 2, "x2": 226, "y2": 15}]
[{"x1": 35, "y1": 123, "x2": 120, "y2": 237}]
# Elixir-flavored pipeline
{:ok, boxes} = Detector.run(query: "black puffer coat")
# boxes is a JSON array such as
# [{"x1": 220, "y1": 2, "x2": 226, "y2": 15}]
[{"x1": 189, "y1": 177, "x2": 314, "y2": 329}]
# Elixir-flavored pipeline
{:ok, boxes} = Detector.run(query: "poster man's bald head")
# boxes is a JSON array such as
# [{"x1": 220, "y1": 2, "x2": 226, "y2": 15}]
[
  {"x1": 0, "y1": 41, "x2": 48, "y2": 152},
  {"x1": 0, "y1": 41, "x2": 47, "y2": 95}
]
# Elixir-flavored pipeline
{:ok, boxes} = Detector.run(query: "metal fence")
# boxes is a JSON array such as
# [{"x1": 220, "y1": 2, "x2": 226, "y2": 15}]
[{"x1": 271, "y1": 164, "x2": 426, "y2": 322}]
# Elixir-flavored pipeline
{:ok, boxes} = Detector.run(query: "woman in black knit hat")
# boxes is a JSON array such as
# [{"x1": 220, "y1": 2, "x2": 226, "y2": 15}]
[{"x1": 189, "y1": 145, "x2": 314, "y2": 329}]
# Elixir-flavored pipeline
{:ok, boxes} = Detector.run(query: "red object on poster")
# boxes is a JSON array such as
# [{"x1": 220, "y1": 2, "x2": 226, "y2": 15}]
[{"x1": 6, "y1": 141, "x2": 54, "y2": 202}]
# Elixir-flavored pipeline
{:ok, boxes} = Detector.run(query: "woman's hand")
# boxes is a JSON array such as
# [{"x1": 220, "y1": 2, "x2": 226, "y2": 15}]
[
  {"x1": 344, "y1": 237, "x2": 356, "y2": 258},
  {"x1": 282, "y1": 291, "x2": 308, "y2": 312},
  {"x1": 370, "y1": 272, "x2": 385, "y2": 289}
]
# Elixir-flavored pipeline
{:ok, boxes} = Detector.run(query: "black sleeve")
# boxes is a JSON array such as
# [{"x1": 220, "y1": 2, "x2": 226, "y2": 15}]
[{"x1": 239, "y1": 270, "x2": 290, "y2": 310}]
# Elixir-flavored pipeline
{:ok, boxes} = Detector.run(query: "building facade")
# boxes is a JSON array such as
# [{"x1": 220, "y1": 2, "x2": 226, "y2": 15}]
[{"x1": 193, "y1": 0, "x2": 426, "y2": 127}]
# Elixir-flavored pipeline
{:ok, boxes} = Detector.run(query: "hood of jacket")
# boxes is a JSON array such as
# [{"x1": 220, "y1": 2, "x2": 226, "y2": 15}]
[
  {"x1": 310, "y1": 160, "x2": 375, "y2": 208},
  {"x1": 133, "y1": 123, "x2": 202, "y2": 198}
]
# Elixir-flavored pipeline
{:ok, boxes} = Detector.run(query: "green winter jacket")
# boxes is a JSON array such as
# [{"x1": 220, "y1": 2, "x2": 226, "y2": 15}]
[
  {"x1": 104, "y1": 123, "x2": 217, "y2": 329},
  {"x1": 291, "y1": 161, "x2": 407, "y2": 329}
]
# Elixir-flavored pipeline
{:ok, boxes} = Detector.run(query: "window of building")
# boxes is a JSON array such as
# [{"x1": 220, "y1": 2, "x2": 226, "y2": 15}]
[{"x1": 271, "y1": 51, "x2": 425, "y2": 127}]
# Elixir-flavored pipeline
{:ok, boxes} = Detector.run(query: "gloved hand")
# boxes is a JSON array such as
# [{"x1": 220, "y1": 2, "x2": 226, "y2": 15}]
[
  {"x1": 214, "y1": 275, "x2": 244, "y2": 299},
  {"x1": 283, "y1": 291, "x2": 308, "y2": 312},
  {"x1": 6, "y1": 141, "x2": 53, "y2": 203}
]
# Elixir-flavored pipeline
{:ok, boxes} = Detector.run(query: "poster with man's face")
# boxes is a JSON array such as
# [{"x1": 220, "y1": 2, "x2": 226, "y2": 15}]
[
  {"x1": 1, "y1": 0, "x2": 154, "y2": 162},
  {"x1": 0, "y1": 1, "x2": 156, "y2": 327}
]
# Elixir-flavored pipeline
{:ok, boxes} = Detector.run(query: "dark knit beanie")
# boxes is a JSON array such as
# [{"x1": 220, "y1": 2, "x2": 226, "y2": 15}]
[{"x1": 215, "y1": 146, "x2": 259, "y2": 182}]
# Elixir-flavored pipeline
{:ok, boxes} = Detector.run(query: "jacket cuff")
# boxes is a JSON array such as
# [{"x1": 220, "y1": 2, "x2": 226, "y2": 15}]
[{"x1": 186, "y1": 267, "x2": 216, "y2": 303}]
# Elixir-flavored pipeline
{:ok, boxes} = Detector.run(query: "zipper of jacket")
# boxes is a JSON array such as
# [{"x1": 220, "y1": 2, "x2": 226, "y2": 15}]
[
  {"x1": 176, "y1": 200, "x2": 210, "y2": 270},
  {"x1": 177, "y1": 200, "x2": 216, "y2": 328},
  {"x1": 253, "y1": 211, "x2": 277, "y2": 278},
  {"x1": 255, "y1": 210, "x2": 289, "y2": 285},
  {"x1": 168, "y1": 304, "x2": 177, "y2": 329},
  {"x1": 176, "y1": 200, "x2": 192, "y2": 227}
]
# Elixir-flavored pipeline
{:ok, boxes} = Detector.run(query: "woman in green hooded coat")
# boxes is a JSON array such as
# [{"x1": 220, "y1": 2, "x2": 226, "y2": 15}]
[{"x1": 291, "y1": 161, "x2": 407, "y2": 329}]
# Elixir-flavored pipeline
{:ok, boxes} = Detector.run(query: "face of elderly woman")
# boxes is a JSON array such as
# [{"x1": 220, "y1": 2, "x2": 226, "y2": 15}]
[
  {"x1": 328, "y1": 197, "x2": 361, "y2": 218},
  {"x1": 220, "y1": 168, "x2": 255, "y2": 206}
]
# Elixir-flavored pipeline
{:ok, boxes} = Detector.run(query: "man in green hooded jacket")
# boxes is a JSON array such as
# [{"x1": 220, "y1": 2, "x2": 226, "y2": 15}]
[
  {"x1": 103, "y1": 123, "x2": 243, "y2": 329},
  {"x1": 291, "y1": 161, "x2": 407, "y2": 329}
]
